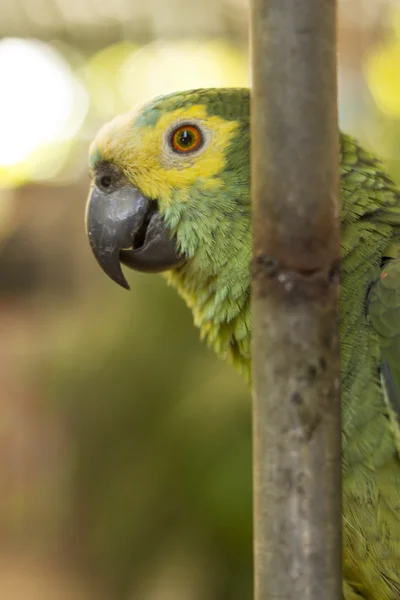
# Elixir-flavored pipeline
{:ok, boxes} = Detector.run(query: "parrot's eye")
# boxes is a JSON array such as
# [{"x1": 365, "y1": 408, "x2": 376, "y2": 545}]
[{"x1": 170, "y1": 125, "x2": 203, "y2": 154}]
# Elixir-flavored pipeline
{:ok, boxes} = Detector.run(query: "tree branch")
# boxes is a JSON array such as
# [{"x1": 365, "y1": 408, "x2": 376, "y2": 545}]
[{"x1": 250, "y1": 0, "x2": 342, "y2": 598}]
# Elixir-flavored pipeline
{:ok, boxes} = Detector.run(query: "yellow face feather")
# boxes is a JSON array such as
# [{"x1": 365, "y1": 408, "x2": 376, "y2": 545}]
[{"x1": 90, "y1": 104, "x2": 239, "y2": 208}]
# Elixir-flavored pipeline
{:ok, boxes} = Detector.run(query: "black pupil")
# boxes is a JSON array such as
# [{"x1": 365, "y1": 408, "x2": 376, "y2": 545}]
[
  {"x1": 100, "y1": 175, "x2": 112, "y2": 188},
  {"x1": 178, "y1": 129, "x2": 194, "y2": 147}
]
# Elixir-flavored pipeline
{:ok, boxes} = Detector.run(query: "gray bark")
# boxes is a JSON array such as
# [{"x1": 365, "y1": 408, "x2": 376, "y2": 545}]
[{"x1": 250, "y1": 0, "x2": 342, "y2": 598}]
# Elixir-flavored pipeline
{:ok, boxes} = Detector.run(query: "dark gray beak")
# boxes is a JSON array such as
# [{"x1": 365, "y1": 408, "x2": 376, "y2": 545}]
[{"x1": 85, "y1": 184, "x2": 185, "y2": 290}]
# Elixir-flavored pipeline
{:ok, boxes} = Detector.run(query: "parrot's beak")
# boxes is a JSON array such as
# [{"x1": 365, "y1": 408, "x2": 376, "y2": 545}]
[{"x1": 85, "y1": 184, "x2": 185, "y2": 290}]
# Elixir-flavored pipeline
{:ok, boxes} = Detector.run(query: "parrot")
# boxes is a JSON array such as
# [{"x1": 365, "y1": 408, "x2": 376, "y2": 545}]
[{"x1": 85, "y1": 88, "x2": 400, "y2": 599}]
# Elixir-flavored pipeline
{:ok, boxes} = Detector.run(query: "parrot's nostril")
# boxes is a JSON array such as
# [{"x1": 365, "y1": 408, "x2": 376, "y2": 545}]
[
  {"x1": 100, "y1": 175, "x2": 112, "y2": 188},
  {"x1": 132, "y1": 200, "x2": 158, "y2": 250}
]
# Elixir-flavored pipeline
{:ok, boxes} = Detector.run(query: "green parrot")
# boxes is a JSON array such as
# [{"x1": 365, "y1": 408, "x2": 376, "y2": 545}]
[{"x1": 85, "y1": 88, "x2": 400, "y2": 599}]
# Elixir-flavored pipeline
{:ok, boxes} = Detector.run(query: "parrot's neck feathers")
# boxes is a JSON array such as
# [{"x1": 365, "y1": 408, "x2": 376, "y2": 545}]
[
  {"x1": 161, "y1": 172, "x2": 252, "y2": 377},
  {"x1": 165, "y1": 237, "x2": 252, "y2": 379}
]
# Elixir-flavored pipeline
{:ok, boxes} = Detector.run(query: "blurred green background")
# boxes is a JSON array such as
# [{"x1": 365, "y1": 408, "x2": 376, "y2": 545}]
[{"x1": 0, "y1": 0, "x2": 399, "y2": 597}]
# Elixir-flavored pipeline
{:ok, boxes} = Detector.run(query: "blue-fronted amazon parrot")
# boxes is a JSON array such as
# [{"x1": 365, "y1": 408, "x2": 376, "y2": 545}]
[{"x1": 85, "y1": 88, "x2": 400, "y2": 599}]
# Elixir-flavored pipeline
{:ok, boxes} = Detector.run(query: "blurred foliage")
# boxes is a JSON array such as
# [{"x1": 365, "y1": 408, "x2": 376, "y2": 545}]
[
  {"x1": 0, "y1": 0, "x2": 400, "y2": 599},
  {"x1": 45, "y1": 277, "x2": 251, "y2": 598}
]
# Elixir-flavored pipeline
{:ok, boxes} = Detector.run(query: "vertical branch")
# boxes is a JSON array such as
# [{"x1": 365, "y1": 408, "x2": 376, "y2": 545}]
[{"x1": 250, "y1": 1, "x2": 342, "y2": 599}]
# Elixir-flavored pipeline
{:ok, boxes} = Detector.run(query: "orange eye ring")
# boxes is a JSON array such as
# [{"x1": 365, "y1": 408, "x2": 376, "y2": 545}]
[{"x1": 170, "y1": 125, "x2": 203, "y2": 154}]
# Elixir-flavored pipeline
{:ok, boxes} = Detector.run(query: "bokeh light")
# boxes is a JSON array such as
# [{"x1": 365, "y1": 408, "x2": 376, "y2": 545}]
[
  {"x1": 0, "y1": 38, "x2": 88, "y2": 183},
  {"x1": 117, "y1": 40, "x2": 249, "y2": 108}
]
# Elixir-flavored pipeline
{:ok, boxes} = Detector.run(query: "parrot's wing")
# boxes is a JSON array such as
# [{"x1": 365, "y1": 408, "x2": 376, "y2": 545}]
[
  {"x1": 368, "y1": 256, "x2": 400, "y2": 598},
  {"x1": 368, "y1": 255, "x2": 400, "y2": 453}
]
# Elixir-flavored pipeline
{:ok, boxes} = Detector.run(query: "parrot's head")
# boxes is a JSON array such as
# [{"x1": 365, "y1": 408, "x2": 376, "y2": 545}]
[{"x1": 86, "y1": 88, "x2": 251, "y2": 293}]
